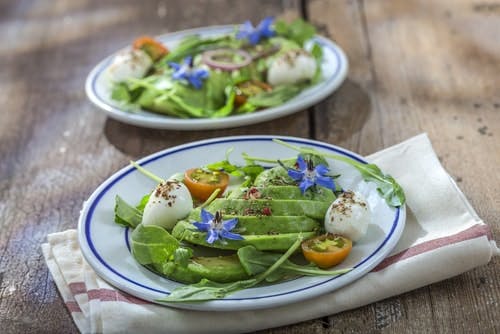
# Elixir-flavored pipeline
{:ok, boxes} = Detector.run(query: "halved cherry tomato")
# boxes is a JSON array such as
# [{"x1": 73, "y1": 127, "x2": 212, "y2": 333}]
[
  {"x1": 133, "y1": 36, "x2": 169, "y2": 61},
  {"x1": 234, "y1": 80, "x2": 273, "y2": 107},
  {"x1": 301, "y1": 234, "x2": 352, "y2": 269},
  {"x1": 184, "y1": 168, "x2": 229, "y2": 201}
]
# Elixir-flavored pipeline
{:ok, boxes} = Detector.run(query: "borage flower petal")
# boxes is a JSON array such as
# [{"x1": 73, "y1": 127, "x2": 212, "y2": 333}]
[
  {"x1": 236, "y1": 16, "x2": 276, "y2": 45},
  {"x1": 222, "y1": 217, "x2": 238, "y2": 231},
  {"x1": 193, "y1": 209, "x2": 244, "y2": 244},
  {"x1": 315, "y1": 175, "x2": 335, "y2": 190},
  {"x1": 200, "y1": 208, "x2": 214, "y2": 223},
  {"x1": 257, "y1": 16, "x2": 275, "y2": 38},
  {"x1": 206, "y1": 229, "x2": 218, "y2": 244},
  {"x1": 169, "y1": 56, "x2": 209, "y2": 89},
  {"x1": 219, "y1": 230, "x2": 244, "y2": 241},
  {"x1": 286, "y1": 155, "x2": 336, "y2": 194},
  {"x1": 299, "y1": 178, "x2": 315, "y2": 194},
  {"x1": 287, "y1": 169, "x2": 304, "y2": 182}
]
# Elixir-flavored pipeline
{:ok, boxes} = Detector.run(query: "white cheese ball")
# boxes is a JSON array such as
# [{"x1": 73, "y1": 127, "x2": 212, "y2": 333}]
[
  {"x1": 142, "y1": 181, "x2": 193, "y2": 230},
  {"x1": 267, "y1": 49, "x2": 317, "y2": 86},
  {"x1": 107, "y1": 49, "x2": 153, "y2": 82},
  {"x1": 324, "y1": 191, "x2": 370, "y2": 242}
]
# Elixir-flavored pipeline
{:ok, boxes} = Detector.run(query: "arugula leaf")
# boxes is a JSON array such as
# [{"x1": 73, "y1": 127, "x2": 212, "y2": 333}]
[
  {"x1": 351, "y1": 163, "x2": 406, "y2": 207},
  {"x1": 111, "y1": 83, "x2": 131, "y2": 102},
  {"x1": 136, "y1": 194, "x2": 150, "y2": 212},
  {"x1": 157, "y1": 278, "x2": 258, "y2": 302},
  {"x1": 247, "y1": 84, "x2": 303, "y2": 107},
  {"x1": 173, "y1": 247, "x2": 193, "y2": 267},
  {"x1": 114, "y1": 195, "x2": 143, "y2": 228},
  {"x1": 205, "y1": 149, "x2": 264, "y2": 187},
  {"x1": 275, "y1": 19, "x2": 316, "y2": 46},
  {"x1": 310, "y1": 43, "x2": 324, "y2": 84},
  {"x1": 210, "y1": 86, "x2": 236, "y2": 118},
  {"x1": 131, "y1": 224, "x2": 180, "y2": 265},
  {"x1": 310, "y1": 42, "x2": 323, "y2": 62}
]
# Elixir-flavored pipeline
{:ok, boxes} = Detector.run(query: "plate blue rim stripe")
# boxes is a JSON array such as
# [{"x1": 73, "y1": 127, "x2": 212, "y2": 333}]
[{"x1": 84, "y1": 137, "x2": 401, "y2": 300}]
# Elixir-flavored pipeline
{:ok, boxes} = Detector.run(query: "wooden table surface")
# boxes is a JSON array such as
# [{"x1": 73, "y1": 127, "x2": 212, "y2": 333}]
[{"x1": 1, "y1": 0, "x2": 498, "y2": 333}]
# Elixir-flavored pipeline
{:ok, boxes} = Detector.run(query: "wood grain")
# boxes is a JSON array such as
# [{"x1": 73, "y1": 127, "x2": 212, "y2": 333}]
[
  {"x1": 308, "y1": 0, "x2": 499, "y2": 332},
  {"x1": 0, "y1": 1, "x2": 304, "y2": 333},
  {"x1": 0, "y1": 0, "x2": 498, "y2": 333}
]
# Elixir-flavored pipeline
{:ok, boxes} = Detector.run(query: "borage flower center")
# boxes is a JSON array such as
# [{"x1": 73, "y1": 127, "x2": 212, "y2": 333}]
[
  {"x1": 211, "y1": 211, "x2": 224, "y2": 231},
  {"x1": 304, "y1": 168, "x2": 317, "y2": 181}
]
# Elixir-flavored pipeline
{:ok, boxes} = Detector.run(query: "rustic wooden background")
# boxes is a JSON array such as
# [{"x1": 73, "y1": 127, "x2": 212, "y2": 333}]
[{"x1": 0, "y1": 0, "x2": 498, "y2": 332}]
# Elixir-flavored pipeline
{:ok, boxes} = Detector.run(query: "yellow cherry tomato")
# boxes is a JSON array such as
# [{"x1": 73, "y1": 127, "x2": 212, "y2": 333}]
[
  {"x1": 184, "y1": 168, "x2": 229, "y2": 201},
  {"x1": 301, "y1": 234, "x2": 352, "y2": 269}
]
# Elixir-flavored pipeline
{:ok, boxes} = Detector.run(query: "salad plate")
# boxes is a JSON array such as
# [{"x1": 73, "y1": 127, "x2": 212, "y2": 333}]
[
  {"x1": 78, "y1": 136, "x2": 406, "y2": 311},
  {"x1": 85, "y1": 25, "x2": 348, "y2": 130}
]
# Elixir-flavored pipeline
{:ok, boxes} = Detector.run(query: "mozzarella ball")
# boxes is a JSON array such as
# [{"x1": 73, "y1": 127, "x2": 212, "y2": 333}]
[
  {"x1": 107, "y1": 49, "x2": 153, "y2": 82},
  {"x1": 142, "y1": 181, "x2": 193, "y2": 230},
  {"x1": 267, "y1": 49, "x2": 317, "y2": 86},
  {"x1": 324, "y1": 191, "x2": 370, "y2": 242}
]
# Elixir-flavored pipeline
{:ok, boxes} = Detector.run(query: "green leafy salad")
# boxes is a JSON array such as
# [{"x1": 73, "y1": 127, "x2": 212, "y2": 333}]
[
  {"x1": 106, "y1": 17, "x2": 325, "y2": 118},
  {"x1": 114, "y1": 139, "x2": 405, "y2": 303}
]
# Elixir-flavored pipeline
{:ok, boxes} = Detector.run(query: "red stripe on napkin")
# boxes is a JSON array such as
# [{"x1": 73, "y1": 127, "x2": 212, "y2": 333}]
[
  {"x1": 65, "y1": 301, "x2": 82, "y2": 313},
  {"x1": 372, "y1": 224, "x2": 491, "y2": 272},
  {"x1": 88, "y1": 288, "x2": 151, "y2": 305},
  {"x1": 68, "y1": 282, "x2": 87, "y2": 296}
]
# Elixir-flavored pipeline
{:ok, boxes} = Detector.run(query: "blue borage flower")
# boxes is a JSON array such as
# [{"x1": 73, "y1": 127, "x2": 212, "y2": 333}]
[
  {"x1": 236, "y1": 16, "x2": 276, "y2": 45},
  {"x1": 286, "y1": 155, "x2": 335, "y2": 194},
  {"x1": 168, "y1": 56, "x2": 209, "y2": 89},
  {"x1": 193, "y1": 209, "x2": 244, "y2": 244}
]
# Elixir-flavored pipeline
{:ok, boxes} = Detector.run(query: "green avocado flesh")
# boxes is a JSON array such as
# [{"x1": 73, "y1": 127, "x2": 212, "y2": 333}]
[
  {"x1": 228, "y1": 215, "x2": 320, "y2": 234},
  {"x1": 172, "y1": 220, "x2": 316, "y2": 251},
  {"x1": 207, "y1": 198, "x2": 330, "y2": 220},
  {"x1": 150, "y1": 254, "x2": 251, "y2": 284},
  {"x1": 228, "y1": 185, "x2": 335, "y2": 202}
]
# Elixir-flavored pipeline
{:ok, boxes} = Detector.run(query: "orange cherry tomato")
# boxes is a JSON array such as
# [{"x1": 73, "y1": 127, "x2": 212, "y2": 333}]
[
  {"x1": 133, "y1": 36, "x2": 169, "y2": 61},
  {"x1": 184, "y1": 168, "x2": 229, "y2": 201},
  {"x1": 301, "y1": 234, "x2": 352, "y2": 269}
]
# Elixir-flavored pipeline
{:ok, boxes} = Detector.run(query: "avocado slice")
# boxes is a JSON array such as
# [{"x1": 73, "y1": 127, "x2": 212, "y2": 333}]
[
  {"x1": 230, "y1": 185, "x2": 335, "y2": 202},
  {"x1": 172, "y1": 220, "x2": 315, "y2": 251},
  {"x1": 150, "y1": 254, "x2": 251, "y2": 284},
  {"x1": 228, "y1": 215, "x2": 320, "y2": 234},
  {"x1": 206, "y1": 198, "x2": 330, "y2": 220},
  {"x1": 185, "y1": 209, "x2": 320, "y2": 234},
  {"x1": 253, "y1": 166, "x2": 295, "y2": 186}
]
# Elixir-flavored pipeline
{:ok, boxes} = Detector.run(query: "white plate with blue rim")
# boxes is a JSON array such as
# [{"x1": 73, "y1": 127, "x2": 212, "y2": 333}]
[
  {"x1": 78, "y1": 135, "x2": 406, "y2": 311},
  {"x1": 84, "y1": 25, "x2": 348, "y2": 130}
]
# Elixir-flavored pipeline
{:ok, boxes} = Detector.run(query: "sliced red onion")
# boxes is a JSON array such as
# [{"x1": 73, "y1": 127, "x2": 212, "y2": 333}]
[{"x1": 201, "y1": 48, "x2": 252, "y2": 71}]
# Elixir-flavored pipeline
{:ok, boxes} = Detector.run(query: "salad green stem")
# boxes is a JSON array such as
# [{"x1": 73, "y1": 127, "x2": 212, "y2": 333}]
[
  {"x1": 199, "y1": 188, "x2": 221, "y2": 209},
  {"x1": 242, "y1": 152, "x2": 294, "y2": 164},
  {"x1": 254, "y1": 235, "x2": 303, "y2": 284},
  {"x1": 129, "y1": 161, "x2": 164, "y2": 184}
]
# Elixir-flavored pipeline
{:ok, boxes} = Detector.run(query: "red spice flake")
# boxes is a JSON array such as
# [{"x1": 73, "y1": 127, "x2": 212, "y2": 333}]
[
  {"x1": 244, "y1": 187, "x2": 261, "y2": 200},
  {"x1": 261, "y1": 207, "x2": 272, "y2": 216}
]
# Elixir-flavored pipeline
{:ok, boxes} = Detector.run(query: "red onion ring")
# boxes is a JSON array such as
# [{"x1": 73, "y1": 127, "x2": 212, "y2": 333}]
[{"x1": 201, "y1": 48, "x2": 252, "y2": 71}]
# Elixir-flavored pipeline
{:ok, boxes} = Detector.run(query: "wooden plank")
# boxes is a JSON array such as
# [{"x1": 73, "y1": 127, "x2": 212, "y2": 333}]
[
  {"x1": 308, "y1": 0, "x2": 499, "y2": 332},
  {"x1": 0, "y1": 1, "x2": 303, "y2": 333}
]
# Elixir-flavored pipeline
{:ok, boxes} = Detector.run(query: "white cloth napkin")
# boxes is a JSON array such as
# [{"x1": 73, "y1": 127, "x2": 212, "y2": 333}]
[{"x1": 42, "y1": 133, "x2": 499, "y2": 334}]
